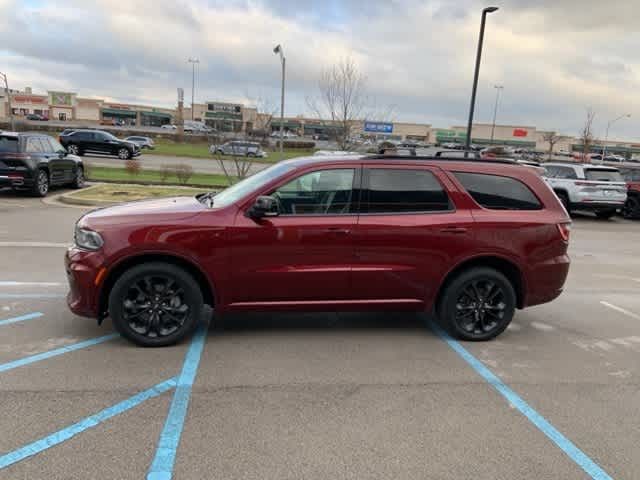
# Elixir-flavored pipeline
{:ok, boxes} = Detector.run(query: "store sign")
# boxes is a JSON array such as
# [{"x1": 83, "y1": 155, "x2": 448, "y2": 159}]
[
  {"x1": 513, "y1": 128, "x2": 528, "y2": 137},
  {"x1": 364, "y1": 121, "x2": 393, "y2": 133},
  {"x1": 50, "y1": 92, "x2": 73, "y2": 106},
  {"x1": 208, "y1": 103, "x2": 242, "y2": 113},
  {"x1": 106, "y1": 103, "x2": 131, "y2": 110},
  {"x1": 12, "y1": 95, "x2": 46, "y2": 104}
]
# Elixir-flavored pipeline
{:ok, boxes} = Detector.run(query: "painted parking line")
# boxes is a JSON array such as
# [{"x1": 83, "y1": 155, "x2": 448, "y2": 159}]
[
  {"x1": 0, "y1": 294, "x2": 65, "y2": 299},
  {"x1": 147, "y1": 324, "x2": 209, "y2": 480},
  {"x1": 0, "y1": 242, "x2": 70, "y2": 248},
  {"x1": 0, "y1": 282, "x2": 63, "y2": 287},
  {"x1": 0, "y1": 377, "x2": 177, "y2": 470},
  {"x1": 0, "y1": 312, "x2": 44, "y2": 327},
  {"x1": 600, "y1": 301, "x2": 640, "y2": 321},
  {"x1": 0, "y1": 333, "x2": 119, "y2": 373},
  {"x1": 430, "y1": 321, "x2": 614, "y2": 480}
]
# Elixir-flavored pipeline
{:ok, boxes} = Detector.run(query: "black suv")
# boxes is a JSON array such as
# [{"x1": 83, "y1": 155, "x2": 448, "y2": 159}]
[
  {"x1": 59, "y1": 130, "x2": 140, "y2": 159},
  {"x1": 0, "y1": 132, "x2": 84, "y2": 196}
]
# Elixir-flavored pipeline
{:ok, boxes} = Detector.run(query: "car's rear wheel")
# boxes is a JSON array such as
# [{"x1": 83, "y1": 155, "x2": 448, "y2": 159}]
[
  {"x1": 118, "y1": 148, "x2": 131, "y2": 160},
  {"x1": 622, "y1": 196, "x2": 639, "y2": 219},
  {"x1": 438, "y1": 267, "x2": 516, "y2": 341},
  {"x1": 71, "y1": 166, "x2": 85, "y2": 189},
  {"x1": 108, "y1": 263, "x2": 204, "y2": 347},
  {"x1": 247, "y1": 152, "x2": 256, "y2": 157},
  {"x1": 31, "y1": 169, "x2": 49, "y2": 197},
  {"x1": 67, "y1": 144, "x2": 80, "y2": 155},
  {"x1": 556, "y1": 191, "x2": 570, "y2": 214},
  {"x1": 595, "y1": 209, "x2": 616, "y2": 220}
]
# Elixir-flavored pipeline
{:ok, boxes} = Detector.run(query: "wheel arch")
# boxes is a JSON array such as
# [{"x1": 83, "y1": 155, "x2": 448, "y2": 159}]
[
  {"x1": 98, "y1": 253, "x2": 216, "y2": 320},
  {"x1": 435, "y1": 255, "x2": 525, "y2": 311}
]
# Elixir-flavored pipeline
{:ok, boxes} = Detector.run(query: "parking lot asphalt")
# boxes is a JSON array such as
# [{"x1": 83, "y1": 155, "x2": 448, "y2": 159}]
[{"x1": 0, "y1": 189, "x2": 639, "y2": 479}]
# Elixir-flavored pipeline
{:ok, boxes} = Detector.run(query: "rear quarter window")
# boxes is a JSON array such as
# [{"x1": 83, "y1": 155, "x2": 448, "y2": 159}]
[
  {"x1": 0, "y1": 136, "x2": 19, "y2": 153},
  {"x1": 454, "y1": 172, "x2": 543, "y2": 211},
  {"x1": 584, "y1": 169, "x2": 623, "y2": 182}
]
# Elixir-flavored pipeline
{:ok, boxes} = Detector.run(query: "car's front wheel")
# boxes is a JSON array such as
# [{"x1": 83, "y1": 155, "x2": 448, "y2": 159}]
[
  {"x1": 117, "y1": 148, "x2": 131, "y2": 160},
  {"x1": 71, "y1": 166, "x2": 85, "y2": 189},
  {"x1": 108, "y1": 263, "x2": 204, "y2": 347},
  {"x1": 438, "y1": 267, "x2": 516, "y2": 341}
]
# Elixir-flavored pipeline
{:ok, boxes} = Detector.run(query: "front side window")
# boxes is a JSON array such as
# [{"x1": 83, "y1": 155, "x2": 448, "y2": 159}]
[
  {"x1": 271, "y1": 169, "x2": 355, "y2": 215},
  {"x1": 454, "y1": 172, "x2": 542, "y2": 210},
  {"x1": 25, "y1": 137, "x2": 44, "y2": 153},
  {"x1": 365, "y1": 169, "x2": 451, "y2": 213}
]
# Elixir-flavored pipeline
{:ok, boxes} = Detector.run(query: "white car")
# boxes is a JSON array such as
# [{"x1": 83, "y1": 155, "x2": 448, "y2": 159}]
[
  {"x1": 542, "y1": 163, "x2": 627, "y2": 219},
  {"x1": 161, "y1": 124, "x2": 177, "y2": 130}
]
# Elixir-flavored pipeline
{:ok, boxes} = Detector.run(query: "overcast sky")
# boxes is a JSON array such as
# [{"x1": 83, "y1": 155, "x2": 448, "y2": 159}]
[{"x1": 1, "y1": 0, "x2": 639, "y2": 139}]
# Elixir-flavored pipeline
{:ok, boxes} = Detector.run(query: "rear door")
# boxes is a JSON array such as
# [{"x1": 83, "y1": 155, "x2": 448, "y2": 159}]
[
  {"x1": 352, "y1": 165, "x2": 475, "y2": 306},
  {"x1": 25, "y1": 136, "x2": 60, "y2": 183}
]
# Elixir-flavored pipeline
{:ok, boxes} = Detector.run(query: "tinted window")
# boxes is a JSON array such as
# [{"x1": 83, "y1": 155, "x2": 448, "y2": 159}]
[
  {"x1": 366, "y1": 169, "x2": 450, "y2": 213},
  {"x1": 584, "y1": 169, "x2": 623, "y2": 182},
  {"x1": 272, "y1": 169, "x2": 355, "y2": 215},
  {"x1": 73, "y1": 131, "x2": 94, "y2": 141},
  {"x1": 0, "y1": 136, "x2": 19, "y2": 153},
  {"x1": 547, "y1": 166, "x2": 578, "y2": 179},
  {"x1": 620, "y1": 169, "x2": 640, "y2": 181},
  {"x1": 454, "y1": 172, "x2": 542, "y2": 210},
  {"x1": 25, "y1": 137, "x2": 44, "y2": 153}
]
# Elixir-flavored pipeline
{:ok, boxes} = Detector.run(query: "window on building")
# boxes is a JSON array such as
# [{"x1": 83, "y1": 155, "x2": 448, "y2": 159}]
[
  {"x1": 365, "y1": 169, "x2": 451, "y2": 213},
  {"x1": 454, "y1": 172, "x2": 542, "y2": 210}
]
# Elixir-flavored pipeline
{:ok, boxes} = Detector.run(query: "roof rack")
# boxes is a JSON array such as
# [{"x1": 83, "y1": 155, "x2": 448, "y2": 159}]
[{"x1": 366, "y1": 153, "x2": 517, "y2": 165}]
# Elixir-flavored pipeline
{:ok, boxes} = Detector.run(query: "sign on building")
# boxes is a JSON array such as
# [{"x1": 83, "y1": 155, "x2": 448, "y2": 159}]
[
  {"x1": 364, "y1": 121, "x2": 393, "y2": 133},
  {"x1": 49, "y1": 92, "x2": 72, "y2": 106},
  {"x1": 513, "y1": 128, "x2": 528, "y2": 137}
]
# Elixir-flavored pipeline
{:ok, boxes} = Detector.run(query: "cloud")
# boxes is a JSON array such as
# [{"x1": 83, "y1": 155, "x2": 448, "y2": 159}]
[{"x1": 0, "y1": 0, "x2": 638, "y2": 140}]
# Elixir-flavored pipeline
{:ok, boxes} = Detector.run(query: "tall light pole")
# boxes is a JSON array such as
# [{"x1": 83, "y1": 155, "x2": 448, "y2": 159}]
[
  {"x1": 490, "y1": 84, "x2": 503, "y2": 144},
  {"x1": 602, "y1": 113, "x2": 631, "y2": 159},
  {"x1": 273, "y1": 44, "x2": 285, "y2": 158},
  {"x1": 187, "y1": 58, "x2": 199, "y2": 121},
  {"x1": 0, "y1": 72, "x2": 14, "y2": 130},
  {"x1": 465, "y1": 6, "x2": 499, "y2": 156}
]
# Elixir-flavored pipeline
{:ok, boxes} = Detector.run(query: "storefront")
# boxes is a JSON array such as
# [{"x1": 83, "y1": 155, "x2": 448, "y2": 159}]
[
  {"x1": 101, "y1": 107, "x2": 137, "y2": 126},
  {"x1": 140, "y1": 111, "x2": 172, "y2": 127}
]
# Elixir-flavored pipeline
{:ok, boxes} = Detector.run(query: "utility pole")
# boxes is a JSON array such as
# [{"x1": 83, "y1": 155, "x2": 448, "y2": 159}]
[
  {"x1": 188, "y1": 58, "x2": 200, "y2": 121},
  {"x1": 273, "y1": 44, "x2": 286, "y2": 159},
  {"x1": 490, "y1": 85, "x2": 503, "y2": 144},
  {"x1": 0, "y1": 72, "x2": 15, "y2": 130}
]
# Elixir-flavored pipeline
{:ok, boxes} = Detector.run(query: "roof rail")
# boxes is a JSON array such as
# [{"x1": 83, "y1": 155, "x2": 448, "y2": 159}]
[{"x1": 365, "y1": 154, "x2": 517, "y2": 165}]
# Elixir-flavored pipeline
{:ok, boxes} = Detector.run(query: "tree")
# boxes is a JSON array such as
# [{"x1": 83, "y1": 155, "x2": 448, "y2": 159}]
[
  {"x1": 542, "y1": 131, "x2": 561, "y2": 160},
  {"x1": 307, "y1": 57, "x2": 368, "y2": 150},
  {"x1": 579, "y1": 108, "x2": 596, "y2": 157}
]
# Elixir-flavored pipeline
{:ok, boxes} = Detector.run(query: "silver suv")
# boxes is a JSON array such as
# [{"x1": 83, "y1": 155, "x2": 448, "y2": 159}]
[
  {"x1": 542, "y1": 163, "x2": 627, "y2": 219},
  {"x1": 211, "y1": 141, "x2": 267, "y2": 157}
]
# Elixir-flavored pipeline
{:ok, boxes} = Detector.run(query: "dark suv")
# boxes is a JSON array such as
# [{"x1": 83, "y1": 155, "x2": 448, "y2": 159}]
[
  {"x1": 59, "y1": 129, "x2": 140, "y2": 159},
  {"x1": 0, "y1": 132, "x2": 84, "y2": 196},
  {"x1": 66, "y1": 155, "x2": 571, "y2": 347}
]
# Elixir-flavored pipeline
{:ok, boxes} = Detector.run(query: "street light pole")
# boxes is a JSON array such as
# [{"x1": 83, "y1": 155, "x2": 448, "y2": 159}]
[
  {"x1": 0, "y1": 72, "x2": 14, "y2": 130},
  {"x1": 602, "y1": 113, "x2": 631, "y2": 159},
  {"x1": 187, "y1": 58, "x2": 200, "y2": 121},
  {"x1": 274, "y1": 44, "x2": 285, "y2": 159},
  {"x1": 465, "y1": 6, "x2": 499, "y2": 156},
  {"x1": 490, "y1": 85, "x2": 503, "y2": 144}
]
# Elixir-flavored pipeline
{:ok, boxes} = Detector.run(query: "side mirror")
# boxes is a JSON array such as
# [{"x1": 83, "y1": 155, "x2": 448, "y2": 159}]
[
  {"x1": 58, "y1": 150, "x2": 67, "y2": 158},
  {"x1": 248, "y1": 195, "x2": 279, "y2": 219}
]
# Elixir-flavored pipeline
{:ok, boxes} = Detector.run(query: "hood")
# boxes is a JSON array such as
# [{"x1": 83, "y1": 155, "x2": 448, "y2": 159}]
[{"x1": 80, "y1": 196, "x2": 206, "y2": 228}]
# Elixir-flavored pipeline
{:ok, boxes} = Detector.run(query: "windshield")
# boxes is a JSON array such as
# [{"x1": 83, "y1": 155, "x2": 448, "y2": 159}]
[
  {"x1": 0, "y1": 136, "x2": 19, "y2": 153},
  {"x1": 585, "y1": 169, "x2": 624, "y2": 182},
  {"x1": 209, "y1": 163, "x2": 295, "y2": 208}
]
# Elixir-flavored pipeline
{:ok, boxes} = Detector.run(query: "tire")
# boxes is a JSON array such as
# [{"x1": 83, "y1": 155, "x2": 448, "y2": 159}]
[
  {"x1": 31, "y1": 168, "x2": 49, "y2": 197},
  {"x1": 556, "y1": 191, "x2": 570, "y2": 214},
  {"x1": 117, "y1": 148, "x2": 131, "y2": 160},
  {"x1": 71, "y1": 165, "x2": 85, "y2": 189},
  {"x1": 622, "y1": 196, "x2": 639, "y2": 219},
  {"x1": 595, "y1": 209, "x2": 615, "y2": 220},
  {"x1": 437, "y1": 267, "x2": 516, "y2": 341},
  {"x1": 108, "y1": 262, "x2": 204, "y2": 347},
  {"x1": 247, "y1": 152, "x2": 256, "y2": 157},
  {"x1": 67, "y1": 144, "x2": 80, "y2": 156}
]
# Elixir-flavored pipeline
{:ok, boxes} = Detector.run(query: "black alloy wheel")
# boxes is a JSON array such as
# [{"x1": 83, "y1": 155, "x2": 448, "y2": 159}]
[
  {"x1": 31, "y1": 169, "x2": 49, "y2": 197},
  {"x1": 72, "y1": 166, "x2": 85, "y2": 189},
  {"x1": 622, "y1": 196, "x2": 639, "y2": 219}
]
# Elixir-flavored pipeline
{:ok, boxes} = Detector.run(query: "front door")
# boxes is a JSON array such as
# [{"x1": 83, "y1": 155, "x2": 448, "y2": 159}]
[{"x1": 229, "y1": 167, "x2": 360, "y2": 305}]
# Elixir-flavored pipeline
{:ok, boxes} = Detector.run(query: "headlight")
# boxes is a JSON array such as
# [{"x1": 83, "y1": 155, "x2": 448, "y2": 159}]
[{"x1": 74, "y1": 227, "x2": 104, "y2": 251}]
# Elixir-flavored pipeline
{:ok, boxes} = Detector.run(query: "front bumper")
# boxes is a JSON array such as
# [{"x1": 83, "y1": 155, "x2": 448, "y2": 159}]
[{"x1": 65, "y1": 247, "x2": 104, "y2": 319}]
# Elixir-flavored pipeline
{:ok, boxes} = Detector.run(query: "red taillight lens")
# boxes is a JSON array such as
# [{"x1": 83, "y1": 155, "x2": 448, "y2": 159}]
[{"x1": 557, "y1": 223, "x2": 571, "y2": 242}]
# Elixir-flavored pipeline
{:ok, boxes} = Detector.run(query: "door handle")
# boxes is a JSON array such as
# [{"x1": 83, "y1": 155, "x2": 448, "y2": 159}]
[
  {"x1": 324, "y1": 227, "x2": 351, "y2": 235},
  {"x1": 440, "y1": 226, "x2": 468, "y2": 234}
]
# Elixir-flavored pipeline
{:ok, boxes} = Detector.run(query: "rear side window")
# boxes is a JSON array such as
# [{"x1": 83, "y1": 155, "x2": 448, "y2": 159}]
[
  {"x1": 545, "y1": 166, "x2": 577, "y2": 179},
  {"x1": 73, "y1": 131, "x2": 93, "y2": 141},
  {"x1": 454, "y1": 172, "x2": 542, "y2": 211},
  {"x1": 0, "y1": 136, "x2": 19, "y2": 153},
  {"x1": 25, "y1": 137, "x2": 44, "y2": 153},
  {"x1": 584, "y1": 169, "x2": 623, "y2": 182},
  {"x1": 366, "y1": 169, "x2": 451, "y2": 213}
]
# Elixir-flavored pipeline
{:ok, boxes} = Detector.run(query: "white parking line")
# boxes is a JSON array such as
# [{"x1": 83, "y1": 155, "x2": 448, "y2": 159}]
[
  {"x1": 530, "y1": 321, "x2": 555, "y2": 332},
  {"x1": 0, "y1": 242, "x2": 70, "y2": 248},
  {"x1": 593, "y1": 274, "x2": 640, "y2": 283},
  {"x1": 600, "y1": 301, "x2": 640, "y2": 321},
  {"x1": 0, "y1": 282, "x2": 63, "y2": 287}
]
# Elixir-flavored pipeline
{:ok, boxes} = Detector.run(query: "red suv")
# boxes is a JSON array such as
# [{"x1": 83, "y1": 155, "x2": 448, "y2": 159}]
[{"x1": 65, "y1": 155, "x2": 571, "y2": 347}]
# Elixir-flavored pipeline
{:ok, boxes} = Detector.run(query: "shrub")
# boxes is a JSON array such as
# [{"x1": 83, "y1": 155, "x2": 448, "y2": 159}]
[
  {"x1": 160, "y1": 164, "x2": 171, "y2": 183},
  {"x1": 175, "y1": 163, "x2": 193, "y2": 185},
  {"x1": 275, "y1": 140, "x2": 316, "y2": 149},
  {"x1": 125, "y1": 159, "x2": 141, "y2": 177}
]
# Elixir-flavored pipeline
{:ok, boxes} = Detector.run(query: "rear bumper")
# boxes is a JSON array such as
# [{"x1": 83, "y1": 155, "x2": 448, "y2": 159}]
[
  {"x1": 524, "y1": 254, "x2": 570, "y2": 308},
  {"x1": 65, "y1": 247, "x2": 103, "y2": 318},
  {"x1": 571, "y1": 201, "x2": 625, "y2": 211}
]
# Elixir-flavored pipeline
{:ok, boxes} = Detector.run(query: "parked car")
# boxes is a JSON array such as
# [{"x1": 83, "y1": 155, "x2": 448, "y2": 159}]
[
  {"x1": 184, "y1": 121, "x2": 214, "y2": 134},
  {"x1": 65, "y1": 154, "x2": 570, "y2": 347},
  {"x1": 542, "y1": 163, "x2": 627, "y2": 219},
  {"x1": 271, "y1": 130, "x2": 298, "y2": 138},
  {"x1": 59, "y1": 129, "x2": 141, "y2": 159},
  {"x1": 0, "y1": 132, "x2": 84, "y2": 197},
  {"x1": 619, "y1": 167, "x2": 640, "y2": 219},
  {"x1": 211, "y1": 141, "x2": 267, "y2": 157},
  {"x1": 160, "y1": 124, "x2": 177, "y2": 131},
  {"x1": 26, "y1": 113, "x2": 48, "y2": 121},
  {"x1": 312, "y1": 134, "x2": 330, "y2": 141},
  {"x1": 125, "y1": 136, "x2": 155, "y2": 150}
]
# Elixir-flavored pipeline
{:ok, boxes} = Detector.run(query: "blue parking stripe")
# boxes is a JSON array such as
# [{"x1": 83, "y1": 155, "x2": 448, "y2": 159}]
[
  {"x1": 0, "y1": 333, "x2": 119, "y2": 373},
  {"x1": 0, "y1": 312, "x2": 43, "y2": 327},
  {"x1": 430, "y1": 321, "x2": 614, "y2": 480},
  {"x1": 147, "y1": 325, "x2": 208, "y2": 480},
  {"x1": 0, "y1": 377, "x2": 177, "y2": 470}
]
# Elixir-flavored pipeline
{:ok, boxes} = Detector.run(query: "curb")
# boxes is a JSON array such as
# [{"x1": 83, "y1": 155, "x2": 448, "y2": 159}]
[{"x1": 86, "y1": 177, "x2": 229, "y2": 189}]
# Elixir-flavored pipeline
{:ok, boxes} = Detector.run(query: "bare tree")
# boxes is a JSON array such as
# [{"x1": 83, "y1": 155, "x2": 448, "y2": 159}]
[
  {"x1": 307, "y1": 57, "x2": 368, "y2": 150},
  {"x1": 542, "y1": 131, "x2": 561, "y2": 160},
  {"x1": 579, "y1": 108, "x2": 596, "y2": 157}
]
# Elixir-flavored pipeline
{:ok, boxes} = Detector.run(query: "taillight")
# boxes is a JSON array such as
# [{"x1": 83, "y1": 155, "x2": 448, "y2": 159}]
[{"x1": 557, "y1": 223, "x2": 571, "y2": 242}]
